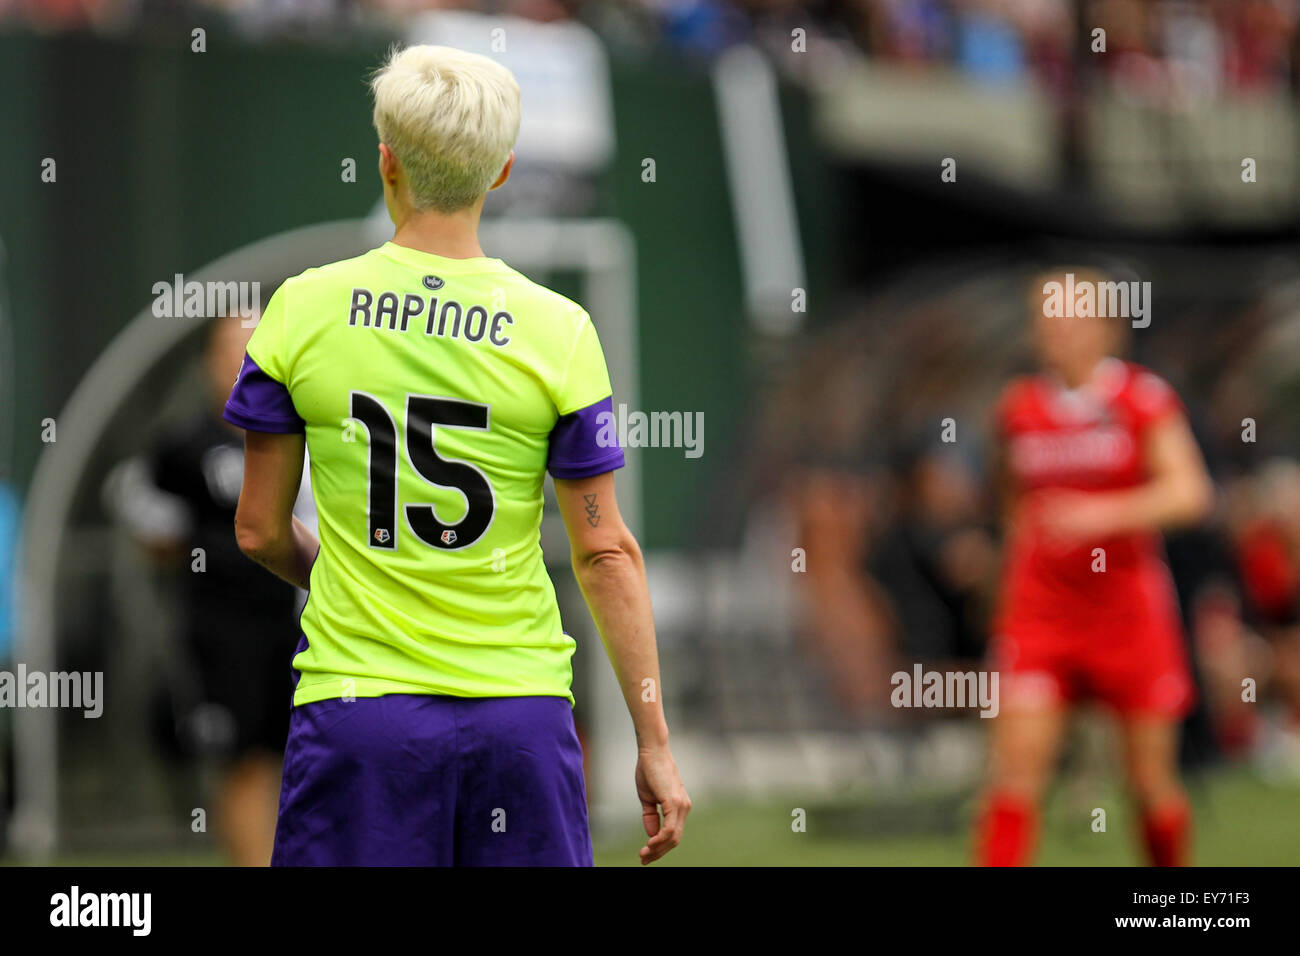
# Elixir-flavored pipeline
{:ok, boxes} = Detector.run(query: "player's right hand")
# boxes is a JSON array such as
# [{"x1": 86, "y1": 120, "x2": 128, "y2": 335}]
[
  {"x1": 1032, "y1": 489, "x2": 1122, "y2": 549},
  {"x1": 635, "y1": 747, "x2": 691, "y2": 865}
]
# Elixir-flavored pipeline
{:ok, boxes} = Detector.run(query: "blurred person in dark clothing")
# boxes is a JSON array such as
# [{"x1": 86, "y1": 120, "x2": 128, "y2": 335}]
[
  {"x1": 871, "y1": 438, "x2": 997, "y2": 668},
  {"x1": 105, "y1": 313, "x2": 310, "y2": 865}
]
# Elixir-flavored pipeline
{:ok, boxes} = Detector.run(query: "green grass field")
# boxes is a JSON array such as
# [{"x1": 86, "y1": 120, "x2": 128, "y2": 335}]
[
  {"x1": 593, "y1": 768, "x2": 1300, "y2": 866},
  {"x1": 9, "y1": 767, "x2": 1295, "y2": 866}
]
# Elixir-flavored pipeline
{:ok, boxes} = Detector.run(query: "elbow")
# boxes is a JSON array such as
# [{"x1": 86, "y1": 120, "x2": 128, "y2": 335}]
[
  {"x1": 1182, "y1": 474, "x2": 1215, "y2": 526},
  {"x1": 573, "y1": 532, "x2": 642, "y2": 577},
  {"x1": 235, "y1": 512, "x2": 278, "y2": 562},
  {"x1": 1195, "y1": 476, "x2": 1216, "y2": 522}
]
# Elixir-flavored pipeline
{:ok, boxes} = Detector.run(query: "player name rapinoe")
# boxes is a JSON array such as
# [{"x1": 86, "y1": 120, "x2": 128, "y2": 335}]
[{"x1": 348, "y1": 288, "x2": 513, "y2": 347}]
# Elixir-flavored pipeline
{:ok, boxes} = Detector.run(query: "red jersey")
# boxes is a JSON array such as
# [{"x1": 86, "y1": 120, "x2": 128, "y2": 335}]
[{"x1": 995, "y1": 358, "x2": 1183, "y2": 634}]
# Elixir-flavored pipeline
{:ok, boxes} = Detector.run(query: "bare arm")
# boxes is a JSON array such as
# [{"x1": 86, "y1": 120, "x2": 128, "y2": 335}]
[
  {"x1": 234, "y1": 430, "x2": 319, "y2": 590},
  {"x1": 554, "y1": 471, "x2": 690, "y2": 864},
  {"x1": 1112, "y1": 412, "x2": 1214, "y2": 531},
  {"x1": 102, "y1": 456, "x2": 191, "y2": 565}
]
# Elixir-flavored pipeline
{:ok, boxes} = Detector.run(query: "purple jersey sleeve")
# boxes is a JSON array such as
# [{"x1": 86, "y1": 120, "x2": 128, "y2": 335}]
[
  {"x1": 222, "y1": 352, "x2": 305, "y2": 434},
  {"x1": 547, "y1": 395, "x2": 625, "y2": 479}
]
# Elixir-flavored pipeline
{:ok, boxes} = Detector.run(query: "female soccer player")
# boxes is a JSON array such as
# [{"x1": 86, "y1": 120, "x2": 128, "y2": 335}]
[
  {"x1": 226, "y1": 46, "x2": 688, "y2": 866},
  {"x1": 977, "y1": 267, "x2": 1213, "y2": 866}
]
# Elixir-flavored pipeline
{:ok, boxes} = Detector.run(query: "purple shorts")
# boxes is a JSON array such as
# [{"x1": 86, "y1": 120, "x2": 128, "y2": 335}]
[{"x1": 271, "y1": 693, "x2": 593, "y2": 867}]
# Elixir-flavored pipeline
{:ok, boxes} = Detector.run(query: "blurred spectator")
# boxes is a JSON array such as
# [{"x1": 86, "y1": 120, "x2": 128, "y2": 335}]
[
  {"x1": 954, "y1": 0, "x2": 1026, "y2": 85},
  {"x1": 102, "y1": 314, "x2": 311, "y2": 865},
  {"x1": 870, "y1": 440, "x2": 996, "y2": 666},
  {"x1": 660, "y1": 0, "x2": 752, "y2": 57}
]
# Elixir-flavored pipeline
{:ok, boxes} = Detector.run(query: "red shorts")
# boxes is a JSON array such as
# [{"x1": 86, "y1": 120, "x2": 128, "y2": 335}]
[{"x1": 991, "y1": 615, "x2": 1196, "y2": 719}]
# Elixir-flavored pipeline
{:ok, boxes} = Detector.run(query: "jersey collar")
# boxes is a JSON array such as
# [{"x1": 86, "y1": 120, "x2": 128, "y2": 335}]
[
  {"x1": 379, "y1": 241, "x2": 506, "y2": 274},
  {"x1": 1045, "y1": 357, "x2": 1127, "y2": 420}
]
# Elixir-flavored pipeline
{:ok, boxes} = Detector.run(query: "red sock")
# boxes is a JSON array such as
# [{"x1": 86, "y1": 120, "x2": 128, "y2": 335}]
[
  {"x1": 1141, "y1": 799, "x2": 1191, "y2": 867},
  {"x1": 976, "y1": 792, "x2": 1037, "y2": 866}
]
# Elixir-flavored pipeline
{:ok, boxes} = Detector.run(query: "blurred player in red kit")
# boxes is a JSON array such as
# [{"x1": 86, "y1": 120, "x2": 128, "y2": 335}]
[{"x1": 976, "y1": 267, "x2": 1213, "y2": 867}]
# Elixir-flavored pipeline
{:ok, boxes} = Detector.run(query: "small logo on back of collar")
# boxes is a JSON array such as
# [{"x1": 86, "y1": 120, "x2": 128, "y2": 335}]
[{"x1": 423, "y1": 275, "x2": 444, "y2": 291}]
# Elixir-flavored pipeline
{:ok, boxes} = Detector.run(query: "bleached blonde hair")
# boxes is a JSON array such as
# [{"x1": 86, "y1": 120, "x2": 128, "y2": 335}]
[{"x1": 370, "y1": 45, "x2": 521, "y2": 213}]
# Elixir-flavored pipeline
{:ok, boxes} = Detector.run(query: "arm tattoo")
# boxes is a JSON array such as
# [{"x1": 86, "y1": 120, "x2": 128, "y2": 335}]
[{"x1": 583, "y1": 493, "x2": 600, "y2": 527}]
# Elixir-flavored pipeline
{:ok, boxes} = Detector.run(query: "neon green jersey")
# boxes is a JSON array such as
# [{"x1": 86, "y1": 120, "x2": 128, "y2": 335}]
[{"x1": 224, "y1": 241, "x2": 623, "y2": 706}]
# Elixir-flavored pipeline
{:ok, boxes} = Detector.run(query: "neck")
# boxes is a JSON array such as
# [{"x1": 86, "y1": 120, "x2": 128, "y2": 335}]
[
  {"x1": 1058, "y1": 355, "x2": 1107, "y2": 390},
  {"x1": 391, "y1": 205, "x2": 486, "y2": 260}
]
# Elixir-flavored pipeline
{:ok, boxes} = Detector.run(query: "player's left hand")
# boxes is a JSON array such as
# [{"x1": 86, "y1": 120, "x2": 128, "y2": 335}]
[{"x1": 635, "y1": 746, "x2": 691, "y2": 865}]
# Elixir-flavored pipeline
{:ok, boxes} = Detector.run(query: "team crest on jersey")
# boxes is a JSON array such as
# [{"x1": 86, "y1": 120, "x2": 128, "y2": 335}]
[
  {"x1": 374, "y1": 528, "x2": 391, "y2": 544},
  {"x1": 422, "y1": 275, "x2": 444, "y2": 291},
  {"x1": 440, "y1": 529, "x2": 457, "y2": 545}
]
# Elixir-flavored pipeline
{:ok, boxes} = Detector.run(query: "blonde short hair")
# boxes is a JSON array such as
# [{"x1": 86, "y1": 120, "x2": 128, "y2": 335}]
[{"x1": 370, "y1": 45, "x2": 521, "y2": 213}]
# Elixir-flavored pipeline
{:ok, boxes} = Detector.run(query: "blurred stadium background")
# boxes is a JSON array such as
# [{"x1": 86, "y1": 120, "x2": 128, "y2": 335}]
[{"x1": 2, "y1": 0, "x2": 1300, "y2": 865}]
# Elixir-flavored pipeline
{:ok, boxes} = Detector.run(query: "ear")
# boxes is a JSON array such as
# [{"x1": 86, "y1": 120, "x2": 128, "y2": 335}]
[
  {"x1": 378, "y1": 143, "x2": 399, "y2": 188},
  {"x1": 488, "y1": 151, "x2": 515, "y2": 191}
]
